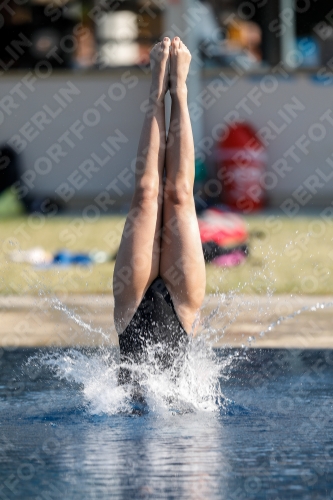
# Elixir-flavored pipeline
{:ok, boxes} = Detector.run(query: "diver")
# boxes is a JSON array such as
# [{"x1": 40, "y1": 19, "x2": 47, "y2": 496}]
[{"x1": 113, "y1": 37, "x2": 206, "y2": 384}]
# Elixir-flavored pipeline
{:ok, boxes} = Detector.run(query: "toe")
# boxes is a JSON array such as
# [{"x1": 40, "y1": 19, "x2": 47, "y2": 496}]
[
  {"x1": 172, "y1": 36, "x2": 181, "y2": 49},
  {"x1": 162, "y1": 36, "x2": 171, "y2": 46},
  {"x1": 161, "y1": 37, "x2": 171, "y2": 53}
]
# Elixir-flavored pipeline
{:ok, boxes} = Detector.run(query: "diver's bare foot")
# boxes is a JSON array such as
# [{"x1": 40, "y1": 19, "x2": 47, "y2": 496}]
[
  {"x1": 150, "y1": 37, "x2": 171, "y2": 103},
  {"x1": 169, "y1": 37, "x2": 191, "y2": 99}
]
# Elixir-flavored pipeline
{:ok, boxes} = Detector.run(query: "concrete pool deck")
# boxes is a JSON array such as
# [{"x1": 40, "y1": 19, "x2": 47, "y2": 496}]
[{"x1": 0, "y1": 294, "x2": 332, "y2": 350}]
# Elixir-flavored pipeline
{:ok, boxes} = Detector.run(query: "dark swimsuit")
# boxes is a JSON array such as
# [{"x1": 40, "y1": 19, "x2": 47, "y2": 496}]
[{"x1": 118, "y1": 277, "x2": 189, "y2": 384}]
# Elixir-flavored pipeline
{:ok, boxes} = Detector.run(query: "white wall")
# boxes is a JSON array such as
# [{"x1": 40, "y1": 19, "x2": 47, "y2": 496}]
[
  {"x1": 1, "y1": 70, "x2": 151, "y2": 210},
  {"x1": 1, "y1": 69, "x2": 333, "y2": 211},
  {"x1": 202, "y1": 71, "x2": 333, "y2": 210}
]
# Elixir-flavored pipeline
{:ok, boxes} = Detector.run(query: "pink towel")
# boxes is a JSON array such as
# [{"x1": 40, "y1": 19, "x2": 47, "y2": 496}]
[{"x1": 212, "y1": 251, "x2": 247, "y2": 267}]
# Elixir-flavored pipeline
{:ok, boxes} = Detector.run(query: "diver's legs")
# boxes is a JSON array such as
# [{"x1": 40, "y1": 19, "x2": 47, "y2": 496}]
[
  {"x1": 113, "y1": 38, "x2": 170, "y2": 334},
  {"x1": 160, "y1": 37, "x2": 206, "y2": 334}
]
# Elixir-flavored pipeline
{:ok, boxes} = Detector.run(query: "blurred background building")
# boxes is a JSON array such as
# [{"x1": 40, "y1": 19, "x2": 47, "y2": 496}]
[{"x1": 1, "y1": 0, "x2": 333, "y2": 212}]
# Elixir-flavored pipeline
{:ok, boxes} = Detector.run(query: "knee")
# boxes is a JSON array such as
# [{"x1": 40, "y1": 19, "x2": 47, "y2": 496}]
[
  {"x1": 164, "y1": 179, "x2": 193, "y2": 205},
  {"x1": 134, "y1": 180, "x2": 160, "y2": 206}
]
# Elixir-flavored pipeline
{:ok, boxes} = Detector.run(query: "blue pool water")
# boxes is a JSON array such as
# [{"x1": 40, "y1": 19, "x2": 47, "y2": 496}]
[{"x1": 1, "y1": 347, "x2": 333, "y2": 499}]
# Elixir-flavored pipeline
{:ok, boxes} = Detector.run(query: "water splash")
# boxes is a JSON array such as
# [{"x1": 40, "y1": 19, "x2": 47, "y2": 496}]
[
  {"x1": 29, "y1": 292, "x2": 333, "y2": 417},
  {"x1": 32, "y1": 335, "x2": 231, "y2": 416},
  {"x1": 258, "y1": 300, "x2": 333, "y2": 338},
  {"x1": 37, "y1": 348, "x2": 132, "y2": 415},
  {"x1": 50, "y1": 296, "x2": 111, "y2": 341}
]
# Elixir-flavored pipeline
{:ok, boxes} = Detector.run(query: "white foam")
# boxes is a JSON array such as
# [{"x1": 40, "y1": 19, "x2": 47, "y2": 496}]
[
  {"x1": 38, "y1": 337, "x2": 229, "y2": 416},
  {"x1": 36, "y1": 293, "x2": 333, "y2": 416}
]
